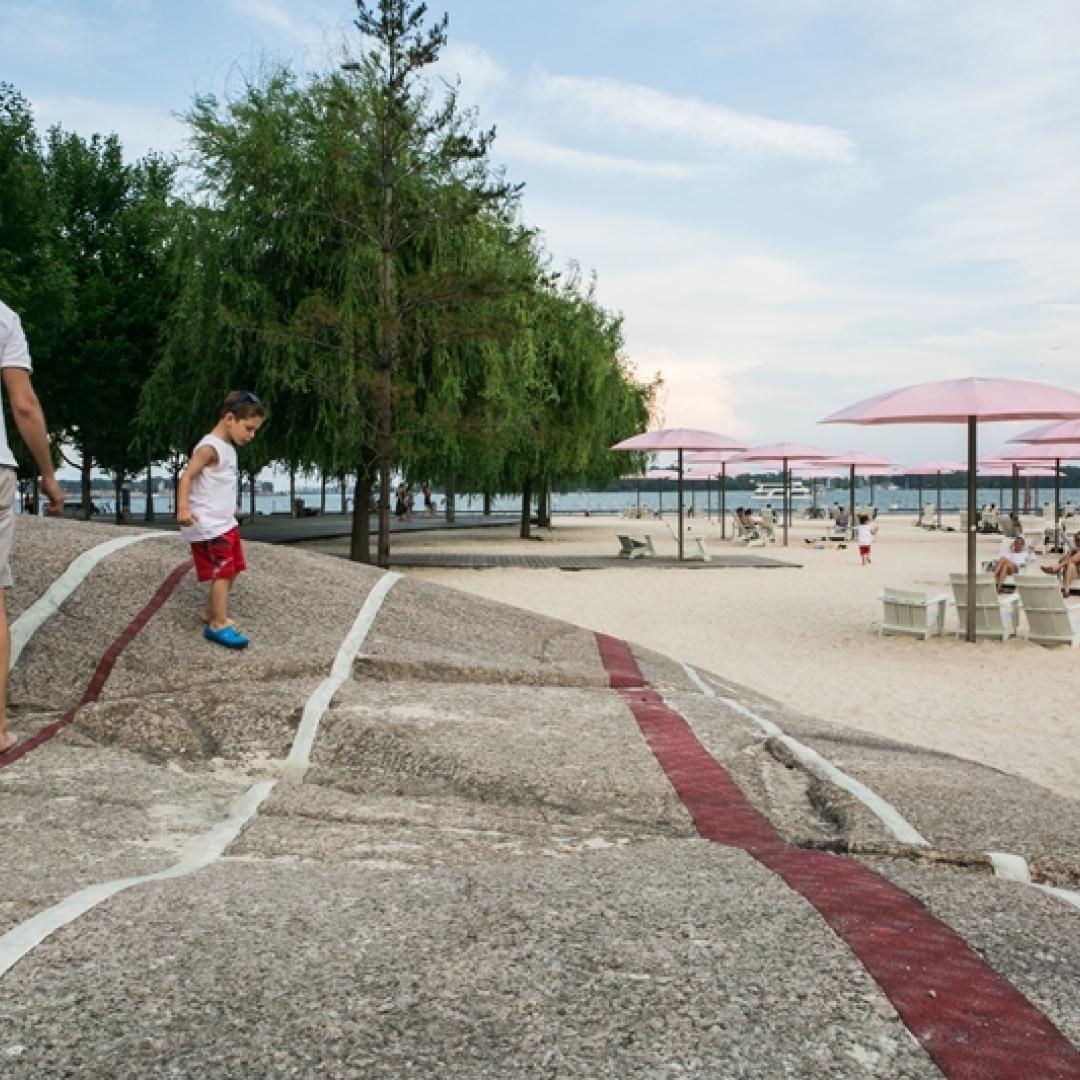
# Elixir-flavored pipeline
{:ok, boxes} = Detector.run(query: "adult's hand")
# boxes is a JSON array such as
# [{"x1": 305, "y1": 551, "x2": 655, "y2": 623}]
[{"x1": 40, "y1": 475, "x2": 64, "y2": 516}]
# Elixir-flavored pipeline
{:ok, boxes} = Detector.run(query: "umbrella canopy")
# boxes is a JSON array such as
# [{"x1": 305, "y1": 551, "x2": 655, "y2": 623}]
[
  {"x1": 611, "y1": 428, "x2": 746, "y2": 559},
  {"x1": 1009, "y1": 419, "x2": 1080, "y2": 445},
  {"x1": 821, "y1": 377, "x2": 1080, "y2": 642},
  {"x1": 730, "y1": 442, "x2": 835, "y2": 545},
  {"x1": 988, "y1": 444, "x2": 1080, "y2": 521},
  {"x1": 903, "y1": 460, "x2": 966, "y2": 528},
  {"x1": 815, "y1": 451, "x2": 895, "y2": 536}
]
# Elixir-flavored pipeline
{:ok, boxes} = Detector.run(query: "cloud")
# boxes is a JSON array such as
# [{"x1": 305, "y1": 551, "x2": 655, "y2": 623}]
[
  {"x1": 0, "y1": 3, "x2": 141, "y2": 62},
  {"x1": 31, "y1": 95, "x2": 188, "y2": 160},
  {"x1": 528, "y1": 71, "x2": 858, "y2": 164},
  {"x1": 495, "y1": 133, "x2": 718, "y2": 181}
]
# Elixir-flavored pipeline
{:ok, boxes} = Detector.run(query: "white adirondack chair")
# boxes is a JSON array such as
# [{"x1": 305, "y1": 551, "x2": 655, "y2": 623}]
[
  {"x1": 879, "y1": 588, "x2": 950, "y2": 640},
  {"x1": 1015, "y1": 578, "x2": 1080, "y2": 647},
  {"x1": 949, "y1": 573, "x2": 1019, "y2": 641}
]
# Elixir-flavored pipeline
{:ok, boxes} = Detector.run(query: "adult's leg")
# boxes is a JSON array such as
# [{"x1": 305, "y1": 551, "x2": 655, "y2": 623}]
[{"x1": 0, "y1": 589, "x2": 12, "y2": 753}]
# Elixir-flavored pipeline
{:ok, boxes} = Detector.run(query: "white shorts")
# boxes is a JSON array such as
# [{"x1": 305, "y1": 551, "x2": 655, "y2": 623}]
[{"x1": 0, "y1": 467, "x2": 15, "y2": 588}]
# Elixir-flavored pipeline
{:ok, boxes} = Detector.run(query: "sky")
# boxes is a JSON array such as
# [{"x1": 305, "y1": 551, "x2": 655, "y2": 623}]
[{"x1": 4, "y1": 0, "x2": 1080, "y2": 466}]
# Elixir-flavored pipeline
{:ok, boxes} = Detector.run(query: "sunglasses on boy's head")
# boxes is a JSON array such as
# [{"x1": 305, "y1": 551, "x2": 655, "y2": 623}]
[{"x1": 233, "y1": 391, "x2": 261, "y2": 406}]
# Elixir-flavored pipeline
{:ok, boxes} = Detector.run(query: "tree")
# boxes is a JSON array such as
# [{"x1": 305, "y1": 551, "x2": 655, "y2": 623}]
[{"x1": 345, "y1": 0, "x2": 519, "y2": 565}]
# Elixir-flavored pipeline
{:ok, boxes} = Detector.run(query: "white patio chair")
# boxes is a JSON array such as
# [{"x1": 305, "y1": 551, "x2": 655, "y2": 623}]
[
  {"x1": 879, "y1": 588, "x2": 950, "y2": 640},
  {"x1": 948, "y1": 573, "x2": 1019, "y2": 641},
  {"x1": 616, "y1": 534, "x2": 655, "y2": 559},
  {"x1": 1015, "y1": 578, "x2": 1080, "y2": 647}
]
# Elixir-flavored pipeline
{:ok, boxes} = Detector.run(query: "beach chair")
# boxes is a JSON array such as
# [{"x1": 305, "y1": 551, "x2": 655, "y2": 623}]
[
  {"x1": 879, "y1": 588, "x2": 950, "y2": 640},
  {"x1": 921, "y1": 504, "x2": 938, "y2": 529},
  {"x1": 616, "y1": 534, "x2": 655, "y2": 559},
  {"x1": 758, "y1": 507, "x2": 777, "y2": 542},
  {"x1": 1015, "y1": 578, "x2": 1080, "y2": 647},
  {"x1": 688, "y1": 536, "x2": 712, "y2": 562},
  {"x1": 948, "y1": 573, "x2": 1019, "y2": 641}
]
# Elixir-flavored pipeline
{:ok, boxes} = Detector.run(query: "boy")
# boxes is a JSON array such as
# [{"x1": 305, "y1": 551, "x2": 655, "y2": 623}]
[
  {"x1": 177, "y1": 391, "x2": 266, "y2": 649},
  {"x1": 856, "y1": 514, "x2": 878, "y2": 565}
]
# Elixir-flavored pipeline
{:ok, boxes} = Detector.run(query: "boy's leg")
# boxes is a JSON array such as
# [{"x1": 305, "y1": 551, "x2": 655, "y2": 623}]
[{"x1": 207, "y1": 576, "x2": 235, "y2": 630}]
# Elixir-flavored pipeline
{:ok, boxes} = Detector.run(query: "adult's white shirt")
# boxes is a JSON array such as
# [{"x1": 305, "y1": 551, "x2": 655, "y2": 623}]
[{"x1": 0, "y1": 300, "x2": 33, "y2": 468}]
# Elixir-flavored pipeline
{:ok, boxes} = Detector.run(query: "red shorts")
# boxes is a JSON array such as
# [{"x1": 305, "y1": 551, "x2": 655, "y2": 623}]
[
  {"x1": 190, "y1": 527, "x2": 246, "y2": 582},
  {"x1": 859, "y1": 545, "x2": 871, "y2": 556}
]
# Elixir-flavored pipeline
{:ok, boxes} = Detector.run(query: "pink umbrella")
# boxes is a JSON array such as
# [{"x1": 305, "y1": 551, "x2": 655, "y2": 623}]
[
  {"x1": 822, "y1": 377, "x2": 1080, "y2": 641},
  {"x1": 730, "y1": 442, "x2": 835, "y2": 545},
  {"x1": 988, "y1": 443, "x2": 1080, "y2": 523},
  {"x1": 815, "y1": 451, "x2": 895, "y2": 538},
  {"x1": 904, "y1": 460, "x2": 967, "y2": 529},
  {"x1": 1009, "y1": 419, "x2": 1080, "y2": 445},
  {"x1": 686, "y1": 449, "x2": 749, "y2": 539},
  {"x1": 612, "y1": 428, "x2": 746, "y2": 559}
]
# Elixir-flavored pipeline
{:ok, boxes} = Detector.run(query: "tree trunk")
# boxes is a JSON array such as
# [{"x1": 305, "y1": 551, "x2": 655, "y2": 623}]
[
  {"x1": 520, "y1": 477, "x2": 532, "y2": 539},
  {"x1": 249, "y1": 470, "x2": 257, "y2": 519},
  {"x1": 80, "y1": 449, "x2": 93, "y2": 521},
  {"x1": 482, "y1": 491, "x2": 492, "y2": 516},
  {"x1": 349, "y1": 458, "x2": 377, "y2": 563},
  {"x1": 144, "y1": 452, "x2": 155, "y2": 522},
  {"x1": 289, "y1": 467, "x2": 297, "y2": 517},
  {"x1": 113, "y1": 471, "x2": 124, "y2": 524},
  {"x1": 339, "y1": 473, "x2": 348, "y2": 513},
  {"x1": 320, "y1": 473, "x2": 326, "y2": 515},
  {"x1": 444, "y1": 473, "x2": 456, "y2": 524},
  {"x1": 537, "y1": 483, "x2": 551, "y2": 528},
  {"x1": 376, "y1": 369, "x2": 393, "y2": 568}
]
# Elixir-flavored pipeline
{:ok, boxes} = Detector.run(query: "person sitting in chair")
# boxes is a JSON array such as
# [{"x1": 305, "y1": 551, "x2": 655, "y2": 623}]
[
  {"x1": 993, "y1": 535, "x2": 1034, "y2": 592},
  {"x1": 1041, "y1": 530, "x2": 1080, "y2": 595}
]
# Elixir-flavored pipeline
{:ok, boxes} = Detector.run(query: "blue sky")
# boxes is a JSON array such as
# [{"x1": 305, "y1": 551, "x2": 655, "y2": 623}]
[{"x1": 4, "y1": 0, "x2": 1080, "y2": 464}]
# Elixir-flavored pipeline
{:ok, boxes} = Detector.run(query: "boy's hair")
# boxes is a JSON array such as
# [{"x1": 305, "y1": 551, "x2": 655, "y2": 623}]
[
  {"x1": 858, "y1": 514, "x2": 869, "y2": 524},
  {"x1": 221, "y1": 390, "x2": 266, "y2": 420}
]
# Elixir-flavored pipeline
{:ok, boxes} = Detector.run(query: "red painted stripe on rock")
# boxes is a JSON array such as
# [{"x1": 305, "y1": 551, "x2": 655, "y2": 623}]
[
  {"x1": 0, "y1": 559, "x2": 193, "y2": 771},
  {"x1": 595, "y1": 632, "x2": 1080, "y2": 1080}
]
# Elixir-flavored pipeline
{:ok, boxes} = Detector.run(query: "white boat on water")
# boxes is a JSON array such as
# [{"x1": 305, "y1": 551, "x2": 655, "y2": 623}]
[{"x1": 750, "y1": 481, "x2": 813, "y2": 501}]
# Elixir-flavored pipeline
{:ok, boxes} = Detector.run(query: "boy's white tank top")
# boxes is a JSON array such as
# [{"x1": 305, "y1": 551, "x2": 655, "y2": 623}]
[{"x1": 180, "y1": 434, "x2": 238, "y2": 542}]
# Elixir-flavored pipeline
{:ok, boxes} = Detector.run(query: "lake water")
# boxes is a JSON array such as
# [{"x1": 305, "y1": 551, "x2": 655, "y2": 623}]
[{"x1": 53, "y1": 483, "x2": 1080, "y2": 520}]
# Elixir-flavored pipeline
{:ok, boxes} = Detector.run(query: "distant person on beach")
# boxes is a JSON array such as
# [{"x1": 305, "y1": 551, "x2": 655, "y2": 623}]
[
  {"x1": 1041, "y1": 530, "x2": 1080, "y2": 596},
  {"x1": 177, "y1": 390, "x2": 266, "y2": 650},
  {"x1": 856, "y1": 514, "x2": 878, "y2": 564},
  {"x1": 834, "y1": 507, "x2": 849, "y2": 536},
  {"x1": 394, "y1": 483, "x2": 406, "y2": 519},
  {"x1": 404, "y1": 487, "x2": 414, "y2": 522},
  {"x1": 993, "y1": 535, "x2": 1034, "y2": 592},
  {"x1": 0, "y1": 299, "x2": 64, "y2": 755},
  {"x1": 422, "y1": 482, "x2": 434, "y2": 516}
]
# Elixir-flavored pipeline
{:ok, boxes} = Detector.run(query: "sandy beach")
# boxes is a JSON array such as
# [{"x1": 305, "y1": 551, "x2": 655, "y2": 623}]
[{"x1": 316, "y1": 512, "x2": 1078, "y2": 802}]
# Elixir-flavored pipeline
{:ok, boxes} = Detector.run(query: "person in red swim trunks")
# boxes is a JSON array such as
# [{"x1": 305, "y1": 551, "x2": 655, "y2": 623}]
[{"x1": 177, "y1": 391, "x2": 266, "y2": 649}]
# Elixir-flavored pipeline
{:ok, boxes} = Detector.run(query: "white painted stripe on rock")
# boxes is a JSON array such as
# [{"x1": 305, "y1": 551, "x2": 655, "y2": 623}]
[
  {"x1": 680, "y1": 662, "x2": 715, "y2": 697},
  {"x1": 987, "y1": 852, "x2": 1032, "y2": 883},
  {"x1": 10, "y1": 531, "x2": 172, "y2": 668},
  {"x1": 685, "y1": 667, "x2": 1080, "y2": 915},
  {"x1": 0, "y1": 571, "x2": 402, "y2": 981},
  {"x1": 284, "y1": 570, "x2": 401, "y2": 783},
  {"x1": 680, "y1": 665, "x2": 929, "y2": 847},
  {"x1": 0, "y1": 781, "x2": 273, "y2": 979}
]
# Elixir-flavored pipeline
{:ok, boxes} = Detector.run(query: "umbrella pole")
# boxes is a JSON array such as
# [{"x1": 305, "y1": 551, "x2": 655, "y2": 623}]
[
  {"x1": 965, "y1": 417, "x2": 977, "y2": 643},
  {"x1": 936, "y1": 472, "x2": 942, "y2": 530},
  {"x1": 1055, "y1": 460, "x2": 1061, "y2": 532},
  {"x1": 917, "y1": 476, "x2": 923, "y2": 523},
  {"x1": 678, "y1": 449, "x2": 685, "y2": 562},
  {"x1": 721, "y1": 465, "x2": 727, "y2": 540},
  {"x1": 849, "y1": 465, "x2": 856, "y2": 539},
  {"x1": 1011, "y1": 465, "x2": 1019, "y2": 518},
  {"x1": 782, "y1": 459, "x2": 789, "y2": 546}
]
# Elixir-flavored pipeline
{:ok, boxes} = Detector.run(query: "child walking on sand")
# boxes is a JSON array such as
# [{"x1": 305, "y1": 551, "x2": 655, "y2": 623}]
[
  {"x1": 857, "y1": 514, "x2": 878, "y2": 565},
  {"x1": 178, "y1": 391, "x2": 266, "y2": 649}
]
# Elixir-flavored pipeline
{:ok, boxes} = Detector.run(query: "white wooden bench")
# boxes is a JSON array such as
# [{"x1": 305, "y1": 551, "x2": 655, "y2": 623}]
[{"x1": 617, "y1": 534, "x2": 656, "y2": 559}]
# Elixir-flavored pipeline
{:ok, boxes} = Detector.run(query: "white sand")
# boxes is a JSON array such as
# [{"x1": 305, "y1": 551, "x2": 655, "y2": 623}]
[{"x1": 336, "y1": 514, "x2": 1079, "y2": 801}]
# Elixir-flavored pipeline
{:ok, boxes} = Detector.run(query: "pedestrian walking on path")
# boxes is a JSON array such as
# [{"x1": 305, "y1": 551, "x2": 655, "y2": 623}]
[
  {"x1": 177, "y1": 390, "x2": 266, "y2": 650},
  {"x1": 0, "y1": 299, "x2": 64, "y2": 754}
]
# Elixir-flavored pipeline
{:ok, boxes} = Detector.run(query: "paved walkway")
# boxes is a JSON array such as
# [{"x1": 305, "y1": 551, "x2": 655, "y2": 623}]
[{"x1": 389, "y1": 551, "x2": 800, "y2": 569}]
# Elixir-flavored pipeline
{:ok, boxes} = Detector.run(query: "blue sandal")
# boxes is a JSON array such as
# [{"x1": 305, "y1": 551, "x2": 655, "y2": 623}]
[{"x1": 204, "y1": 624, "x2": 249, "y2": 649}]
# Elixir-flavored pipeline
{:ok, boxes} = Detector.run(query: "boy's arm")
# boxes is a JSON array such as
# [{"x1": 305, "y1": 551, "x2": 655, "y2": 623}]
[
  {"x1": 176, "y1": 444, "x2": 218, "y2": 526},
  {"x1": 1, "y1": 367, "x2": 63, "y2": 514}
]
